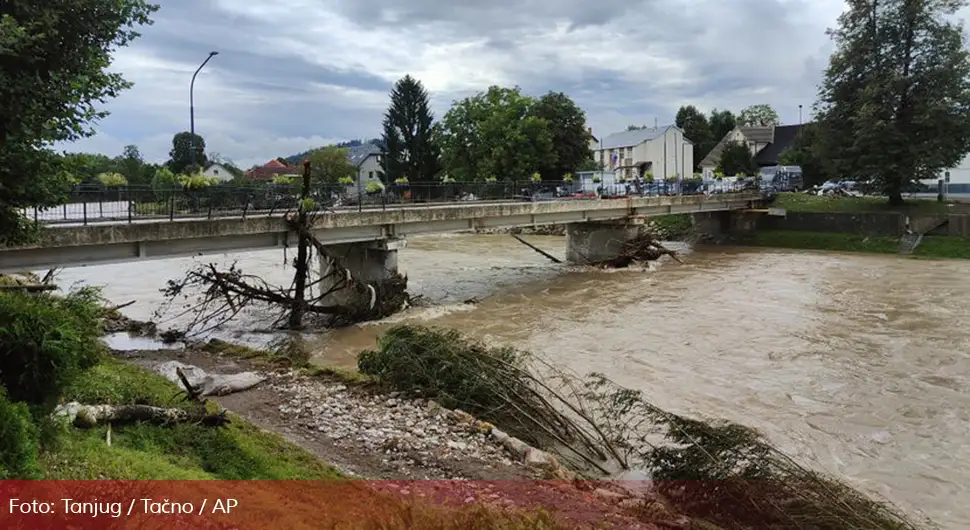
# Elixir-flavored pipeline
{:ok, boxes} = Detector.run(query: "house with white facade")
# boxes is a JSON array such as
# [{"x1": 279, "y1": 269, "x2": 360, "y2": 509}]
[
  {"x1": 345, "y1": 143, "x2": 384, "y2": 196},
  {"x1": 202, "y1": 163, "x2": 234, "y2": 182},
  {"x1": 590, "y1": 126, "x2": 694, "y2": 181}
]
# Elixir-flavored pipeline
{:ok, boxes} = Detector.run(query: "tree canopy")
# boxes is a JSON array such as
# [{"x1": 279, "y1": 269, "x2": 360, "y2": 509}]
[
  {"x1": 717, "y1": 141, "x2": 759, "y2": 176},
  {"x1": 737, "y1": 104, "x2": 780, "y2": 127},
  {"x1": 778, "y1": 124, "x2": 829, "y2": 187},
  {"x1": 0, "y1": 0, "x2": 158, "y2": 244},
  {"x1": 813, "y1": 0, "x2": 970, "y2": 204},
  {"x1": 167, "y1": 132, "x2": 207, "y2": 174},
  {"x1": 437, "y1": 86, "x2": 591, "y2": 181},
  {"x1": 675, "y1": 105, "x2": 714, "y2": 170},
  {"x1": 708, "y1": 109, "x2": 737, "y2": 142},
  {"x1": 531, "y1": 92, "x2": 594, "y2": 180},
  {"x1": 380, "y1": 75, "x2": 441, "y2": 184},
  {"x1": 307, "y1": 147, "x2": 356, "y2": 187}
]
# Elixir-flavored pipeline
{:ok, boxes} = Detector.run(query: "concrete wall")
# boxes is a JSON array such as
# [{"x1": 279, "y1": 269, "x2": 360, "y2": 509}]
[
  {"x1": 755, "y1": 212, "x2": 970, "y2": 237},
  {"x1": 318, "y1": 242, "x2": 398, "y2": 306},
  {"x1": 565, "y1": 223, "x2": 640, "y2": 264}
]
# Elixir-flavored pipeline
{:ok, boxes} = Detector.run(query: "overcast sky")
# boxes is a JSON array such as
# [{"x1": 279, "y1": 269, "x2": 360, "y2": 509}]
[{"x1": 62, "y1": 0, "x2": 969, "y2": 169}]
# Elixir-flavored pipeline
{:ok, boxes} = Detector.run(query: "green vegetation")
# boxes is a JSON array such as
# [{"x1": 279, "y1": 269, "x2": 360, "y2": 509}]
[
  {"x1": 750, "y1": 230, "x2": 970, "y2": 259},
  {"x1": 651, "y1": 214, "x2": 693, "y2": 239},
  {"x1": 0, "y1": 0, "x2": 158, "y2": 244},
  {"x1": 0, "y1": 288, "x2": 105, "y2": 408},
  {"x1": 437, "y1": 86, "x2": 592, "y2": 182},
  {"x1": 773, "y1": 192, "x2": 952, "y2": 214},
  {"x1": 380, "y1": 75, "x2": 441, "y2": 185},
  {"x1": 0, "y1": 287, "x2": 340, "y2": 480},
  {"x1": 45, "y1": 357, "x2": 341, "y2": 480},
  {"x1": 813, "y1": 0, "x2": 970, "y2": 205},
  {"x1": 358, "y1": 325, "x2": 921, "y2": 530}
]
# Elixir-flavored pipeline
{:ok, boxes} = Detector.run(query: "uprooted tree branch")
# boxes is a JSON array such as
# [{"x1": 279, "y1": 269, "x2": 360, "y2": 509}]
[{"x1": 155, "y1": 161, "x2": 409, "y2": 335}]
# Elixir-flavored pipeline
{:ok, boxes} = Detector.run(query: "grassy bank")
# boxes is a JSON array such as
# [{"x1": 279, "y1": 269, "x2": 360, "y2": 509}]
[
  {"x1": 747, "y1": 230, "x2": 970, "y2": 258},
  {"x1": 772, "y1": 192, "x2": 954, "y2": 213},
  {"x1": 650, "y1": 213, "x2": 693, "y2": 239},
  {"x1": 44, "y1": 358, "x2": 342, "y2": 479}
]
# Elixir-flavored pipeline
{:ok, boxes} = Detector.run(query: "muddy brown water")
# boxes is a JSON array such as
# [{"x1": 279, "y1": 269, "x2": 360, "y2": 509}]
[{"x1": 48, "y1": 233, "x2": 970, "y2": 528}]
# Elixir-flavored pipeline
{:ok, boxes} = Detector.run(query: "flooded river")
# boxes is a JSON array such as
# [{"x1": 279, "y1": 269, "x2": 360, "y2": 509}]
[{"x1": 50, "y1": 234, "x2": 970, "y2": 528}]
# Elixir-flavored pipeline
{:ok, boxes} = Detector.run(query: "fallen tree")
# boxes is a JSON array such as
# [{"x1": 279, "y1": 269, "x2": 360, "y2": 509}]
[
  {"x1": 358, "y1": 325, "x2": 924, "y2": 530},
  {"x1": 53, "y1": 402, "x2": 230, "y2": 428},
  {"x1": 155, "y1": 161, "x2": 409, "y2": 335}
]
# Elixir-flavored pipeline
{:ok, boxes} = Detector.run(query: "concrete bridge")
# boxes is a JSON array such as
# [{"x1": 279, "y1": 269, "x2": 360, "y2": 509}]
[{"x1": 0, "y1": 193, "x2": 761, "y2": 280}]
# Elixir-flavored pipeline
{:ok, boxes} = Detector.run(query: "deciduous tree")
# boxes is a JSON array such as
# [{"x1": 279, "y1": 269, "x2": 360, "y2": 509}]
[
  {"x1": 167, "y1": 132, "x2": 207, "y2": 174},
  {"x1": 716, "y1": 141, "x2": 759, "y2": 176},
  {"x1": 737, "y1": 104, "x2": 780, "y2": 127},
  {"x1": 708, "y1": 109, "x2": 737, "y2": 143},
  {"x1": 675, "y1": 105, "x2": 713, "y2": 168},
  {"x1": 813, "y1": 0, "x2": 970, "y2": 204},
  {"x1": 531, "y1": 92, "x2": 593, "y2": 180},
  {"x1": 379, "y1": 75, "x2": 441, "y2": 184},
  {"x1": 307, "y1": 147, "x2": 356, "y2": 187},
  {"x1": 0, "y1": 0, "x2": 158, "y2": 244},
  {"x1": 438, "y1": 86, "x2": 554, "y2": 182}
]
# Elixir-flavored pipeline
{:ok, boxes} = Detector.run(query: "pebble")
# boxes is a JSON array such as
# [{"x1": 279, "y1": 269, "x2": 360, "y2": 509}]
[{"x1": 266, "y1": 372, "x2": 521, "y2": 478}]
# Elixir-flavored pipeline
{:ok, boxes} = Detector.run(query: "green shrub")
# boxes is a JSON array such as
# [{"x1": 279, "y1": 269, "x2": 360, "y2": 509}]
[
  {"x1": 358, "y1": 325, "x2": 524, "y2": 412},
  {"x1": 0, "y1": 388, "x2": 40, "y2": 479},
  {"x1": 0, "y1": 288, "x2": 105, "y2": 408},
  {"x1": 365, "y1": 181, "x2": 384, "y2": 194}
]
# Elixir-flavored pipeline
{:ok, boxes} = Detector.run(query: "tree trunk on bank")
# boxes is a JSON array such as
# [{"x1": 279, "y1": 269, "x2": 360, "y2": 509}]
[{"x1": 287, "y1": 160, "x2": 312, "y2": 329}]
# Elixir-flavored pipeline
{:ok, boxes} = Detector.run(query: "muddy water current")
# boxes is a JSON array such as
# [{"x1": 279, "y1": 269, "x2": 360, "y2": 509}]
[{"x1": 48, "y1": 233, "x2": 970, "y2": 528}]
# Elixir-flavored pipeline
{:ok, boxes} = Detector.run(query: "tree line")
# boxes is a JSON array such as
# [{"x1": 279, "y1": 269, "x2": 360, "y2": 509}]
[{"x1": 376, "y1": 76, "x2": 596, "y2": 185}]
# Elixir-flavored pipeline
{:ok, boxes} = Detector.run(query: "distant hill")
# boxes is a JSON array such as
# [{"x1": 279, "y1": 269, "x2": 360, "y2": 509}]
[{"x1": 283, "y1": 138, "x2": 380, "y2": 165}]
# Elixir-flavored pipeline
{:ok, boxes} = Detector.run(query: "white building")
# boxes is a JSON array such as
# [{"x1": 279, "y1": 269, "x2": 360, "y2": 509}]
[
  {"x1": 345, "y1": 144, "x2": 384, "y2": 196},
  {"x1": 926, "y1": 153, "x2": 970, "y2": 193},
  {"x1": 590, "y1": 126, "x2": 694, "y2": 181},
  {"x1": 201, "y1": 163, "x2": 234, "y2": 182}
]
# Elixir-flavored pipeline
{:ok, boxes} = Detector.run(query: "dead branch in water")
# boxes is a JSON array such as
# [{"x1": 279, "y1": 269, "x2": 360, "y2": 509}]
[
  {"x1": 155, "y1": 160, "x2": 410, "y2": 335},
  {"x1": 590, "y1": 228, "x2": 682, "y2": 268},
  {"x1": 511, "y1": 234, "x2": 563, "y2": 263}
]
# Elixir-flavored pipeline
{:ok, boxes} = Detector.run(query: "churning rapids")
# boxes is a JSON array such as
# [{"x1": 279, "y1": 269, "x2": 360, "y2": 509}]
[{"x1": 46, "y1": 233, "x2": 970, "y2": 529}]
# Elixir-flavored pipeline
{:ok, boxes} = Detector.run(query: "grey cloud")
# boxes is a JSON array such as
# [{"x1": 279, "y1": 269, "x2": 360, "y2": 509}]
[{"x1": 67, "y1": 0, "x2": 841, "y2": 165}]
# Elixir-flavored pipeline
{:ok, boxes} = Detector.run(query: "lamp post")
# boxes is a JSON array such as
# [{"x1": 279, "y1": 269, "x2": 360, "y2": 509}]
[
  {"x1": 190, "y1": 51, "x2": 219, "y2": 170},
  {"x1": 798, "y1": 104, "x2": 803, "y2": 125}
]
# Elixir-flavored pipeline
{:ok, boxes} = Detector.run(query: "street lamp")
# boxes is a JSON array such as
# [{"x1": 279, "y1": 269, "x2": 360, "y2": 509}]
[
  {"x1": 190, "y1": 51, "x2": 219, "y2": 169},
  {"x1": 798, "y1": 104, "x2": 803, "y2": 125}
]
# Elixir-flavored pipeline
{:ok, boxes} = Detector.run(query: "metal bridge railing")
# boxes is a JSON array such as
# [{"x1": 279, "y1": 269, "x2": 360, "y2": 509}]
[{"x1": 20, "y1": 180, "x2": 758, "y2": 226}]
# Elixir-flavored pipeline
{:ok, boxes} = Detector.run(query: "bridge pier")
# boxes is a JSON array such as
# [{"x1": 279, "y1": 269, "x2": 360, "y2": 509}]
[
  {"x1": 565, "y1": 222, "x2": 640, "y2": 264},
  {"x1": 317, "y1": 239, "x2": 403, "y2": 307}
]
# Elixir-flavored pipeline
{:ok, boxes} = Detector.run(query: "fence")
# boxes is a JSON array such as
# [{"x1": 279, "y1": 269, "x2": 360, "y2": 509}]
[{"x1": 20, "y1": 179, "x2": 755, "y2": 226}]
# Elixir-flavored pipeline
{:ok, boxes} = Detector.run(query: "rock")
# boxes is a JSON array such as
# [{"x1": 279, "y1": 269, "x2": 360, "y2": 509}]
[
  {"x1": 474, "y1": 420, "x2": 493, "y2": 434},
  {"x1": 523, "y1": 448, "x2": 558, "y2": 471},
  {"x1": 490, "y1": 428, "x2": 510, "y2": 444},
  {"x1": 502, "y1": 436, "x2": 530, "y2": 457},
  {"x1": 449, "y1": 409, "x2": 475, "y2": 425},
  {"x1": 593, "y1": 488, "x2": 627, "y2": 502}
]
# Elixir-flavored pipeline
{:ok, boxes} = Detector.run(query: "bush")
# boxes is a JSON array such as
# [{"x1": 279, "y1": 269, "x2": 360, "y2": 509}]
[
  {"x1": 358, "y1": 326, "x2": 524, "y2": 412},
  {"x1": 0, "y1": 387, "x2": 40, "y2": 478},
  {"x1": 0, "y1": 288, "x2": 105, "y2": 408}
]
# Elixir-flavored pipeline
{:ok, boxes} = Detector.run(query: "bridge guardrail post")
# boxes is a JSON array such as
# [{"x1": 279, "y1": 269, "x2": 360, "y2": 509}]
[
  {"x1": 128, "y1": 189, "x2": 133, "y2": 223},
  {"x1": 169, "y1": 192, "x2": 175, "y2": 221}
]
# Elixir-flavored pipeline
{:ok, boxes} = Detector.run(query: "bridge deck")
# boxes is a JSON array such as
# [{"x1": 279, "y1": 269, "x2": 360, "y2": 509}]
[{"x1": 0, "y1": 193, "x2": 760, "y2": 272}]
